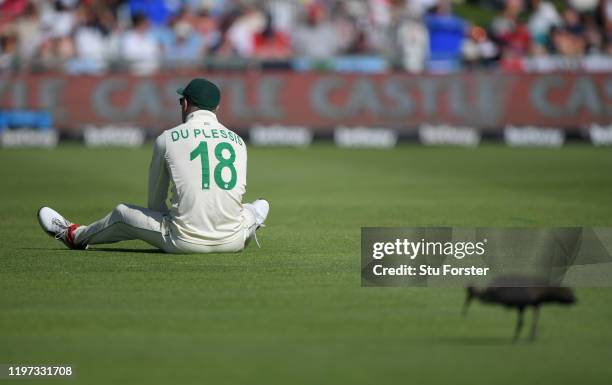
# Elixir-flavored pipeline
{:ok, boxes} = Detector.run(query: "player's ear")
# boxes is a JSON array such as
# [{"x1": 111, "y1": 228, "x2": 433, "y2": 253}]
[{"x1": 182, "y1": 98, "x2": 189, "y2": 113}]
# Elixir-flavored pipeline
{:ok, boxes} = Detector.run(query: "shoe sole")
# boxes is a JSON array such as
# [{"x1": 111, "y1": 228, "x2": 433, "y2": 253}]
[
  {"x1": 37, "y1": 207, "x2": 88, "y2": 250},
  {"x1": 37, "y1": 207, "x2": 56, "y2": 238}
]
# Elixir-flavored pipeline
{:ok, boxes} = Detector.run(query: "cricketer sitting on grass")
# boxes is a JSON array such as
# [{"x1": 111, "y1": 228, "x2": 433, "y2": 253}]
[{"x1": 37, "y1": 78, "x2": 269, "y2": 253}]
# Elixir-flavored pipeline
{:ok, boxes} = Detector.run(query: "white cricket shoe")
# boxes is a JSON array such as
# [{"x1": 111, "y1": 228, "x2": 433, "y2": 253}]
[
  {"x1": 249, "y1": 199, "x2": 270, "y2": 227},
  {"x1": 244, "y1": 199, "x2": 269, "y2": 247},
  {"x1": 37, "y1": 207, "x2": 86, "y2": 250}
]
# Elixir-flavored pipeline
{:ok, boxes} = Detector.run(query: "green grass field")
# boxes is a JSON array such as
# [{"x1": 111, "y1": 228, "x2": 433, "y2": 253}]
[{"x1": 1, "y1": 144, "x2": 612, "y2": 385}]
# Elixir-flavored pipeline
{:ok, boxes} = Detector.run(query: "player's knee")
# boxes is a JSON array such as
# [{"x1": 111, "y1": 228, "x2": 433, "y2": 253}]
[{"x1": 112, "y1": 203, "x2": 130, "y2": 222}]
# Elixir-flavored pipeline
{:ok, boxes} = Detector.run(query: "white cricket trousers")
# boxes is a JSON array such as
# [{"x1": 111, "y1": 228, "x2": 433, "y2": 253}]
[{"x1": 72, "y1": 203, "x2": 256, "y2": 253}]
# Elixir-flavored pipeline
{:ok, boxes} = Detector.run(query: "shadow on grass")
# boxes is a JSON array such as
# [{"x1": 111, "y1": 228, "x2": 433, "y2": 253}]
[
  {"x1": 432, "y1": 336, "x2": 513, "y2": 346},
  {"x1": 18, "y1": 247, "x2": 164, "y2": 254},
  {"x1": 88, "y1": 247, "x2": 164, "y2": 254}
]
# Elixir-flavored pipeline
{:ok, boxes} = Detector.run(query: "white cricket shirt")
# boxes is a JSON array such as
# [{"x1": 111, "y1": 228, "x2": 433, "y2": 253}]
[{"x1": 148, "y1": 110, "x2": 248, "y2": 246}]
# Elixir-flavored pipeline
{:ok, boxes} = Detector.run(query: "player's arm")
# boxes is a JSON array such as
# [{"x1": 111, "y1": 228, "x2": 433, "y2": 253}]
[{"x1": 148, "y1": 134, "x2": 170, "y2": 212}]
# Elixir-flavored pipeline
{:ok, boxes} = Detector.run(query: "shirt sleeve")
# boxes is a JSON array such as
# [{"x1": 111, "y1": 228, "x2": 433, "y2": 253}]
[{"x1": 148, "y1": 134, "x2": 170, "y2": 212}]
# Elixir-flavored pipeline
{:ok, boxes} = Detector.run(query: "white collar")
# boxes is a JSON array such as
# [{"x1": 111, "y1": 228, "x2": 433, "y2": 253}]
[{"x1": 186, "y1": 110, "x2": 218, "y2": 122}]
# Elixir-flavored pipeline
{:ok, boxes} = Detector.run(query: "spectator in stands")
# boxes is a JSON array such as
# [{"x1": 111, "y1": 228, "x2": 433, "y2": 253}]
[
  {"x1": 527, "y1": 0, "x2": 562, "y2": 53},
  {"x1": 491, "y1": 0, "x2": 532, "y2": 68},
  {"x1": 252, "y1": 11, "x2": 292, "y2": 60},
  {"x1": 162, "y1": 21, "x2": 206, "y2": 66},
  {"x1": 549, "y1": 8, "x2": 588, "y2": 56},
  {"x1": 120, "y1": 13, "x2": 161, "y2": 75},
  {"x1": 14, "y1": 2, "x2": 43, "y2": 66},
  {"x1": 597, "y1": 0, "x2": 612, "y2": 53},
  {"x1": 0, "y1": 0, "x2": 30, "y2": 26},
  {"x1": 396, "y1": 0, "x2": 429, "y2": 73},
  {"x1": 67, "y1": 4, "x2": 115, "y2": 74},
  {"x1": 424, "y1": 0, "x2": 469, "y2": 71},
  {"x1": 329, "y1": 0, "x2": 365, "y2": 54},
  {"x1": 209, "y1": 8, "x2": 241, "y2": 58},
  {"x1": 583, "y1": 13, "x2": 604, "y2": 53},
  {"x1": 41, "y1": 0, "x2": 77, "y2": 39},
  {"x1": 38, "y1": 33, "x2": 74, "y2": 70},
  {"x1": 0, "y1": 25, "x2": 18, "y2": 72},
  {"x1": 462, "y1": 26, "x2": 499, "y2": 68},
  {"x1": 128, "y1": 0, "x2": 179, "y2": 26},
  {"x1": 366, "y1": 0, "x2": 394, "y2": 54},
  {"x1": 563, "y1": 7, "x2": 586, "y2": 36},
  {"x1": 292, "y1": 3, "x2": 342, "y2": 59},
  {"x1": 190, "y1": 8, "x2": 221, "y2": 55},
  {"x1": 226, "y1": 4, "x2": 266, "y2": 58},
  {"x1": 38, "y1": 1, "x2": 78, "y2": 70}
]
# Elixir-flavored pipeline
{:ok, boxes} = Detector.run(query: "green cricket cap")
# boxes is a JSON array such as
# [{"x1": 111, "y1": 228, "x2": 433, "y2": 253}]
[{"x1": 176, "y1": 78, "x2": 221, "y2": 111}]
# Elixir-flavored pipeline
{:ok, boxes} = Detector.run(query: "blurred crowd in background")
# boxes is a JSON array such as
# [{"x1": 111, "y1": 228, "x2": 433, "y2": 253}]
[{"x1": 1, "y1": 0, "x2": 611, "y2": 74}]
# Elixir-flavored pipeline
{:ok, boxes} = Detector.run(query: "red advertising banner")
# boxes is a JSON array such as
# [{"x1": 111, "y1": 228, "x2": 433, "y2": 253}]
[{"x1": 0, "y1": 72, "x2": 610, "y2": 133}]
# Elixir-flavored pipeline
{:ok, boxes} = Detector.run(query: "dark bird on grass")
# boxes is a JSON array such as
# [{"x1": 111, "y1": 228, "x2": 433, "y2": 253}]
[{"x1": 463, "y1": 276, "x2": 576, "y2": 341}]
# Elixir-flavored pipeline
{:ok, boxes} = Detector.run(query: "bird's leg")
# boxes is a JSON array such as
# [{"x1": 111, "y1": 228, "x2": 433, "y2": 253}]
[
  {"x1": 514, "y1": 307, "x2": 525, "y2": 342},
  {"x1": 529, "y1": 306, "x2": 540, "y2": 342}
]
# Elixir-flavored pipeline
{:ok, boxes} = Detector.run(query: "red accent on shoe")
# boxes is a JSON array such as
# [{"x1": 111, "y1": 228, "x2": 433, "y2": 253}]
[{"x1": 66, "y1": 224, "x2": 80, "y2": 246}]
